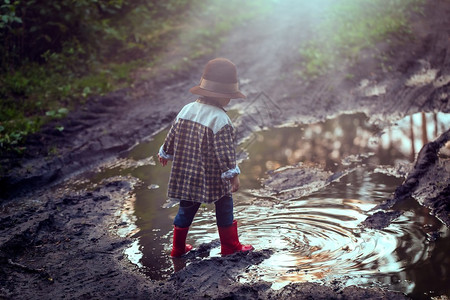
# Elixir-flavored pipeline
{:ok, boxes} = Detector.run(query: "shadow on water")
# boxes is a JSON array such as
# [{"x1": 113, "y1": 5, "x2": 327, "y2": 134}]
[{"x1": 71, "y1": 111, "x2": 449, "y2": 298}]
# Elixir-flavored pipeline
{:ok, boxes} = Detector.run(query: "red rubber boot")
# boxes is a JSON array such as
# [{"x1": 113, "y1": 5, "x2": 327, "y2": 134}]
[
  {"x1": 170, "y1": 226, "x2": 193, "y2": 257},
  {"x1": 218, "y1": 220, "x2": 254, "y2": 256}
]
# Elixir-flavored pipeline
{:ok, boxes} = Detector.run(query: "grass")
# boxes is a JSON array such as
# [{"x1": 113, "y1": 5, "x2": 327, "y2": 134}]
[
  {"x1": 0, "y1": 52, "x2": 144, "y2": 150},
  {"x1": 298, "y1": 0, "x2": 425, "y2": 79},
  {"x1": 0, "y1": 59, "x2": 143, "y2": 149}
]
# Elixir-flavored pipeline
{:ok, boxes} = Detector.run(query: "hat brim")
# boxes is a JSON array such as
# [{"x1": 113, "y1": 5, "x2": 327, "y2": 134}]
[{"x1": 189, "y1": 86, "x2": 246, "y2": 99}]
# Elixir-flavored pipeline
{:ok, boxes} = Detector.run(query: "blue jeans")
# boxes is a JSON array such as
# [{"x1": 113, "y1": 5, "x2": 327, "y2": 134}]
[{"x1": 173, "y1": 195, "x2": 234, "y2": 228}]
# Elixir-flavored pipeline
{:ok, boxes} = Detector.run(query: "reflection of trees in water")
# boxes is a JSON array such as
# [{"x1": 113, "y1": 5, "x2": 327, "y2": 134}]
[
  {"x1": 400, "y1": 112, "x2": 447, "y2": 161},
  {"x1": 242, "y1": 112, "x2": 449, "y2": 182},
  {"x1": 245, "y1": 113, "x2": 376, "y2": 175}
]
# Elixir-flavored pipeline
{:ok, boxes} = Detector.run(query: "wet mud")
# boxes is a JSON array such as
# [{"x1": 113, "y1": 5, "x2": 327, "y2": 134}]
[
  {"x1": 363, "y1": 129, "x2": 450, "y2": 229},
  {"x1": 0, "y1": 178, "x2": 146, "y2": 299},
  {"x1": 1, "y1": 0, "x2": 450, "y2": 299}
]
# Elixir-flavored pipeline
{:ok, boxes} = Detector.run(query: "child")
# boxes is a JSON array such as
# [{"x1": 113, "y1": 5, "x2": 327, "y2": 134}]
[{"x1": 158, "y1": 58, "x2": 254, "y2": 257}]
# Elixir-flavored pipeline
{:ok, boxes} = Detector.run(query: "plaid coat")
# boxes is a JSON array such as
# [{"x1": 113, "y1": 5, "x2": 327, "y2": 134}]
[{"x1": 159, "y1": 99, "x2": 240, "y2": 204}]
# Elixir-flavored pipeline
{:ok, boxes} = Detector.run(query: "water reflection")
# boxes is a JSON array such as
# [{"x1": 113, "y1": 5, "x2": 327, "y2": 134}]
[
  {"x1": 75, "y1": 111, "x2": 449, "y2": 298},
  {"x1": 380, "y1": 112, "x2": 450, "y2": 161},
  {"x1": 239, "y1": 112, "x2": 449, "y2": 186}
]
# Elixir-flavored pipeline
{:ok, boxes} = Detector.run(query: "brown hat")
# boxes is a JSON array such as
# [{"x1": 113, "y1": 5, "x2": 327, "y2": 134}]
[{"x1": 190, "y1": 58, "x2": 246, "y2": 99}]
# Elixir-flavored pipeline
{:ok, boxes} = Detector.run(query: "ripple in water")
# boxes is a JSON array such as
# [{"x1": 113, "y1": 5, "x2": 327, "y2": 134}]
[
  {"x1": 169, "y1": 169, "x2": 437, "y2": 296},
  {"x1": 232, "y1": 194, "x2": 427, "y2": 291}
]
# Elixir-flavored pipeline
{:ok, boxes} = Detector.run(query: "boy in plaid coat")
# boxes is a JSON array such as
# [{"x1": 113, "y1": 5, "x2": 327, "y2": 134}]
[{"x1": 158, "y1": 58, "x2": 253, "y2": 257}]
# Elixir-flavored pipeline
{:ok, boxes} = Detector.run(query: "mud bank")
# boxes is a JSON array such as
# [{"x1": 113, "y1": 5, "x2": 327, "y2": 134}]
[
  {"x1": 0, "y1": 178, "x2": 147, "y2": 298},
  {"x1": 0, "y1": 82, "x2": 180, "y2": 200},
  {"x1": 363, "y1": 129, "x2": 450, "y2": 229},
  {"x1": 1, "y1": 0, "x2": 450, "y2": 299}
]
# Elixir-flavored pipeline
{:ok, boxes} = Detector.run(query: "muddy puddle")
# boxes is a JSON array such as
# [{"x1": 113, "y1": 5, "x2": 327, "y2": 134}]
[{"x1": 68, "y1": 111, "x2": 450, "y2": 299}]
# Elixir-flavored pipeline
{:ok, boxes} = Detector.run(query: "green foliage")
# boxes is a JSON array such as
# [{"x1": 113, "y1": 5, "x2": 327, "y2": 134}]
[
  {"x1": 0, "y1": 113, "x2": 40, "y2": 151},
  {"x1": 45, "y1": 108, "x2": 68, "y2": 118},
  {"x1": 299, "y1": 0, "x2": 425, "y2": 78},
  {"x1": 0, "y1": 0, "x2": 21, "y2": 28},
  {"x1": 1, "y1": 0, "x2": 197, "y2": 73}
]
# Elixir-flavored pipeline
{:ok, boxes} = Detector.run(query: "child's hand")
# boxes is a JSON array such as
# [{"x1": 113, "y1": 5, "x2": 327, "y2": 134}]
[
  {"x1": 158, "y1": 154, "x2": 168, "y2": 166},
  {"x1": 230, "y1": 176, "x2": 240, "y2": 193}
]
